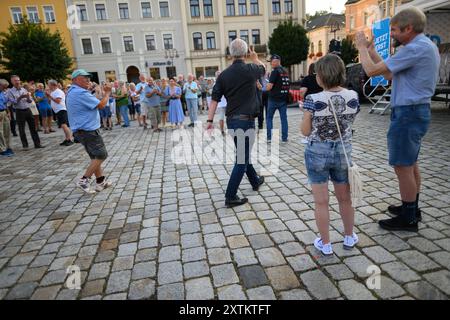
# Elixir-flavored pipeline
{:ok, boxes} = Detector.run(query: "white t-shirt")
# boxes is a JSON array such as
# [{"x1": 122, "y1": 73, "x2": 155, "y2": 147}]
[
  {"x1": 218, "y1": 96, "x2": 227, "y2": 108},
  {"x1": 50, "y1": 88, "x2": 66, "y2": 113}
]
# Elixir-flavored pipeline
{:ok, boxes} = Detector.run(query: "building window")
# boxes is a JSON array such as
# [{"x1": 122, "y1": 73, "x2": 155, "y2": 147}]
[
  {"x1": 226, "y1": 0, "x2": 235, "y2": 16},
  {"x1": 228, "y1": 30, "x2": 237, "y2": 43},
  {"x1": 205, "y1": 66, "x2": 219, "y2": 78},
  {"x1": 160, "y1": 2, "x2": 170, "y2": 17},
  {"x1": 318, "y1": 40, "x2": 322, "y2": 53},
  {"x1": 118, "y1": 3, "x2": 129, "y2": 19},
  {"x1": 141, "y1": 2, "x2": 152, "y2": 18},
  {"x1": 250, "y1": 0, "x2": 259, "y2": 15},
  {"x1": 11, "y1": 7, "x2": 23, "y2": 24},
  {"x1": 206, "y1": 32, "x2": 216, "y2": 49},
  {"x1": 76, "y1": 4, "x2": 88, "y2": 21},
  {"x1": 82, "y1": 38, "x2": 93, "y2": 54},
  {"x1": 101, "y1": 37, "x2": 112, "y2": 53},
  {"x1": 123, "y1": 36, "x2": 134, "y2": 52},
  {"x1": 163, "y1": 34, "x2": 173, "y2": 49},
  {"x1": 240, "y1": 30, "x2": 249, "y2": 44},
  {"x1": 145, "y1": 35, "x2": 156, "y2": 51},
  {"x1": 204, "y1": 0, "x2": 213, "y2": 17},
  {"x1": 27, "y1": 7, "x2": 40, "y2": 23},
  {"x1": 150, "y1": 67, "x2": 160, "y2": 80},
  {"x1": 350, "y1": 16, "x2": 355, "y2": 30},
  {"x1": 310, "y1": 42, "x2": 314, "y2": 54},
  {"x1": 272, "y1": 0, "x2": 281, "y2": 15},
  {"x1": 166, "y1": 66, "x2": 177, "y2": 79},
  {"x1": 96, "y1": 4, "x2": 107, "y2": 20},
  {"x1": 105, "y1": 70, "x2": 116, "y2": 82},
  {"x1": 364, "y1": 12, "x2": 369, "y2": 26},
  {"x1": 285, "y1": 0, "x2": 293, "y2": 13},
  {"x1": 252, "y1": 29, "x2": 260, "y2": 45},
  {"x1": 190, "y1": 0, "x2": 200, "y2": 17},
  {"x1": 193, "y1": 32, "x2": 203, "y2": 50},
  {"x1": 238, "y1": 0, "x2": 247, "y2": 16},
  {"x1": 43, "y1": 6, "x2": 56, "y2": 23},
  {"x1": 195, "y1": 67, "x2": 204, "y2": 79}
]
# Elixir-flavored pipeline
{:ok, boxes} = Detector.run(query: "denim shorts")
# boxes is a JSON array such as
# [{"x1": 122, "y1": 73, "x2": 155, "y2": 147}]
[
  {"x1": 38, "y1": 107, "x2": 53, "y2": 118},
  {"x1": 99, "y1": 106, "x2": 112, "y2": 119},
  {"x1": 304, "y1": 141, "x2": 352, "y2": 184},
  {"x1": 387, "y1": 104, "x2": 430, "y2": 166},
  {"x1": 134, "y1": 103, "x2": 141, "y2": 115}
]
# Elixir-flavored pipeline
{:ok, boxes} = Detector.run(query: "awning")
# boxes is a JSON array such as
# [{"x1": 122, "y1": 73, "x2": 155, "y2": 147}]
[{"x1": 396, "y1": 0, "x2": 450, "y2": 13}]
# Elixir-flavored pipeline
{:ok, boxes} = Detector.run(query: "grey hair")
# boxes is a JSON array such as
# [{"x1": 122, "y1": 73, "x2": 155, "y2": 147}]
[
  {"x1": 48, "y1": 79, "x2": 58, "y2": 86},
  {"x1": 391, "y1": 7, "x2": 426, "y2": 33},
  {"x1": 0, "y1": 79, "x2": 9, "y2": 87},
  {"x1": 315, "y1": 54, "x2": 346, "y2": 89},
  {"x1": 230, "y1": 39, "x2": 248, "y2": 58}
]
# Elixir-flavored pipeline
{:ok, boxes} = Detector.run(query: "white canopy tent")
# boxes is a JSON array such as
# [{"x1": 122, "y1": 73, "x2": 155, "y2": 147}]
[{"x1": 396, "y1": 0, "x2": 450, "y2": 13}]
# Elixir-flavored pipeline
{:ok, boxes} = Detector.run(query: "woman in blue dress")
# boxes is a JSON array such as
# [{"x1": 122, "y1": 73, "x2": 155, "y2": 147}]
[{"x1": 166, "y1": 78, "x2": 185, "y2": 129}]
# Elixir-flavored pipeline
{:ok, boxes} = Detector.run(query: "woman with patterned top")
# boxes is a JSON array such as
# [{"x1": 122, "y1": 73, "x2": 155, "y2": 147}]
[{"x1": 301, "y1": 54, "x2": 360, "y2": 256}]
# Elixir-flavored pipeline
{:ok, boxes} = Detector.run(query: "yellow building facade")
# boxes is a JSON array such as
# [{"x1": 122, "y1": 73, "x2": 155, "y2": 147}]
[{"x1": 0, "y1": 0, "x2": 75, "y2": 64}]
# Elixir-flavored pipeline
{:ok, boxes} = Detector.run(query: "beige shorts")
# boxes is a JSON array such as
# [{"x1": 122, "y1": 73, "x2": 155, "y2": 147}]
[
  {"x1": 216, "y1": 107, "x2": 226, "y2": 121},
  {"x1": 149, "y1": 105, "x2": 161, "y2": 127}
]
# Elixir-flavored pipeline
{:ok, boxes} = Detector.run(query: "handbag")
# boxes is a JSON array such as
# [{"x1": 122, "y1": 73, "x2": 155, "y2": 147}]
[{"x1": 329, "y1": 98, "x2": 363, "y2": 207}]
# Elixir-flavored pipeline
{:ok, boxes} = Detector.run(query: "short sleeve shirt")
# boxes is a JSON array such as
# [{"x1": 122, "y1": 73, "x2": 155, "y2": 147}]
[
  {"x1": 269, "y1": 67, "x2": 290, "y2": 101},
  {"x1": 144, "y1": 85, "x2": 161, "y2": 107},
  {"x1": 34, "y1": 90, "x2": 51, "y2": 110},
  {"x1": 303, "y1": 89, "x2": 360, "y2": 143},
  {"x1": 50, "y1": 88, "x2": 66, "y2": 113},
  {"x1": 135, "y1": 82, "x2": 147, "y2": 103},
  {"x1": 184, "y1": 82, "x2": 199, "y2": 99},
  {"x1": 66, "y1": 84, "x2": 101, "y2": 132},
  {"x1": 385, "y1": 34, "x2": 440, "y2": 106}
]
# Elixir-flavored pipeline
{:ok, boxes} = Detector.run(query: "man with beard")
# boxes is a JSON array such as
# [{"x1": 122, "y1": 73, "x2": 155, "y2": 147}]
[{"x1": 355, "y1": 7, "x2": 440, "y2": 232}]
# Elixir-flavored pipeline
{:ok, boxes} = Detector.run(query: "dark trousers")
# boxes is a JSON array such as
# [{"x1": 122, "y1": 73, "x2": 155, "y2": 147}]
[
  {"x1": 258, "y1": 92, "x2": 269, "y2": 129},
  {"x1": 225, "y1": 118, "x2": 260, "y2": 200},
  {"x1": 16, "y1": 108, "x2": 40, "y2": 147},
  {"x1": 8, "y1": 106, "x2": 17, "y2": 135}
]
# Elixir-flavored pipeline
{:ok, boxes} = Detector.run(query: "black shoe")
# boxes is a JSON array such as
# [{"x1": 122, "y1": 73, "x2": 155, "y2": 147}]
[
  {"x1": 60, "y1": 140, "x2": 69, "y2": 146},
  {"x1": 252, "y1": 176, "x2": 265, "y2": 191},
  {"x1": 225, "y1": 197, "x2": 248, "y2": 208},
  {"x1": 34, "y1": 145, "x2": 45, "y2": 149},
  {"x1": 387, "y1": 204, "x2": 422, "y2": 222},
  {"x1": 188, "y1": 123, "x2": 195, "y2": 127},
  {"x1": 65, "y1": 140, "x2": 74, "y2": 146},
  {"x1": 379, "y1": 216, "x2": 418, "y2": 232}
]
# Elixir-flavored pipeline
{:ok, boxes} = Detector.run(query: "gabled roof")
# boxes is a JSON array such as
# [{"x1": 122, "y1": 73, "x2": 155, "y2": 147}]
[
  {"x1": 345, "y1": 0, "x2": 361, "y2": 5},
  {"x1": 306, "y1": 13, "x2": 346, "y2": 32}
]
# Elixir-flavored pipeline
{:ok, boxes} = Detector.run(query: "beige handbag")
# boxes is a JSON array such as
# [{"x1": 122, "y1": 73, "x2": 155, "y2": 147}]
[
  {"x1": 29, "y1": 101, "x2": 39, "y2": 116},
  {"x1": 329, "y1": 98, "x2": 363, "y2": 207}
]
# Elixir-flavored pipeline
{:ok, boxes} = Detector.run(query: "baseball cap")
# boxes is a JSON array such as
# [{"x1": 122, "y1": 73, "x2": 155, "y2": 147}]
[
  {"x1": 71, "y1": 69, "x2": 91, "y2": 79},
  {"x1": 270, "y1": 54, "x2": 281, "y2": 61}
]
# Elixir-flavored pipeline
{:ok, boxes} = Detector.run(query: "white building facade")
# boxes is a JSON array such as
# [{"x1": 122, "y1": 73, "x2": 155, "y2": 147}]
[{"x1": 66, "y1": 0, "x2": 188, "y2": 83}]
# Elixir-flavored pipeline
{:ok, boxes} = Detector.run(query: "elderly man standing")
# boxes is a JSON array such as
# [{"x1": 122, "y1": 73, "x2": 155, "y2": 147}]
[
  {"x1": 47, "y1": 80, "x2": 73, "y2": 146},
  {"x1": 67, "y1": 69, "x2": 113, "y2": 194},
  {"x1": 207, "y1": 39, "x2": 266, "y2": 208},
  {"x1": 0, "y1": 79, "x2": 14, "y2": 157},
  {"x1": 356, "y1": 7, "x2": 440, "y2": 232},
  {"x1": 184, "y1": 74, "x2": 199, "y2": 127},
  {"x1": 6, "y1": 75, "x2": 44, "y2": 149}
]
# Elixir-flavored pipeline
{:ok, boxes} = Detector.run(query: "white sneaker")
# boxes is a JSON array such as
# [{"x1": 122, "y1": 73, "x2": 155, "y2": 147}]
[
  {"x1": 343, "y1": 233, "x2": 359, "y2": 250},
  {"x1": 76, "y1": 178, "x2": 95, "y2": 194},
  {"x1": 301, "y1": 138, "x2": 308, "y2": 144},
  {"x1": 95, "y1": 180, "x2": 112, "y2": 192},
  {"x1": 314, "y1": 238, "x2": 333, "y2": 256}
]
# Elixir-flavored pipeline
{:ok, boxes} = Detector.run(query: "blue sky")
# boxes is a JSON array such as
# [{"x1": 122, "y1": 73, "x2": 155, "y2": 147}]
[{"x1": 306, "y1": 0, "x2": 347, "y2": 15}]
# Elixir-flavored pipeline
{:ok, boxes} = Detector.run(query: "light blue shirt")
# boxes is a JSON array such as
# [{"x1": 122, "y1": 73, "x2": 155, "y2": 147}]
[
  {"x1": 0, "y1": 91, "x2": 7, "y2": 111},
  {"x1": 135, "y1": 82, "x2": 147, "y2": 103},
  {"x1": 66, "y1": 84, "x2": 101, "y2": 132},
  {"x1": 385, "y1": 34, "x2": 440, "y2": 107},
  {"x1": 144, "y1": 85, "x2": 161, "y2": 107},
  {"x1": 183, "y1": 82, "x2": 199, "y2": 99}
]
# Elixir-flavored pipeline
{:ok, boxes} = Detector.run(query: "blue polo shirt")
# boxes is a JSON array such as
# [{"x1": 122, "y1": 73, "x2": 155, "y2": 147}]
[
  {"x1": 0, "y1": 91, "x2": 7, "y2": 111},
  {"x1": 385, "y1": 34, "x2": 440, "y2": 107},
  {"x1": 66, "y1": 84, "x2": 101, "y2": 133},
  {"x1": 144, "y1": 85, "x2": 161, "y2": 107}
]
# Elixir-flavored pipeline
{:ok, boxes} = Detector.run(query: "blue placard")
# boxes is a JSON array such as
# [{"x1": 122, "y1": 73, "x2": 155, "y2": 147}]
[{"x1": 371, "y1": 18, "x2": 391, "y2": 87}]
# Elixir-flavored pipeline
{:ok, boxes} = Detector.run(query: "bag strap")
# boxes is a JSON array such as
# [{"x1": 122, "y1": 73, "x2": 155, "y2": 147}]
[{"x1": 328, "y1": 97, "x2": 352, "y2": 169}]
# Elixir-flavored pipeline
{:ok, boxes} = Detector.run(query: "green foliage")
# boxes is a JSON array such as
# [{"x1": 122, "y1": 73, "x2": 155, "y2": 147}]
[
  {"x1": 340, "y1": 36, "x2": 359, "y2": 65},
  {"x1": 0, "y1": 18, "x2": 73, "y2": 82},
  {"x1": 268, "y1": 18, "x2": 309, "y2": 68}
]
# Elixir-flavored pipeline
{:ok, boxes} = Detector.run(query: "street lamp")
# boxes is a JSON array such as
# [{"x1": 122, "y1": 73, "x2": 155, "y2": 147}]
[{"x1": 165, "y1": 48, "x2": 179, "y2": 66}]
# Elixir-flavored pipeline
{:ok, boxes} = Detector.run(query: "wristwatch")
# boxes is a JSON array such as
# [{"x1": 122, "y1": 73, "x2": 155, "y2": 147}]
[{"x1": 207, "y1": 120, "x2": 213, "y2": 123}]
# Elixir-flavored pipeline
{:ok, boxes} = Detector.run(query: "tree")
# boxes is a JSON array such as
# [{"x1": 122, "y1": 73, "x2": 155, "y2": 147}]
[
  {"x1": 0, "y1": 18, "x2": 73, "y2": 83},
  {"x1": 268, "y1": 19, "x2": 309, "y2": 70},
  {"x1": 340, "y1": 36, "x2": 359, "y2": 65}
]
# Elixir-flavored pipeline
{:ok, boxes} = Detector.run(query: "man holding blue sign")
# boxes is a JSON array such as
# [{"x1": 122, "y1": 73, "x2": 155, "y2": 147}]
[{"x1": 356, "y1": 7, "x2": 440, "y2": 232}]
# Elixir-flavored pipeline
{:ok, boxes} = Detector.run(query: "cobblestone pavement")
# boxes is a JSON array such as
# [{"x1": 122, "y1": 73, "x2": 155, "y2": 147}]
[{"x1": 0, "y1": 103, "x2": 449, "y2": 300}]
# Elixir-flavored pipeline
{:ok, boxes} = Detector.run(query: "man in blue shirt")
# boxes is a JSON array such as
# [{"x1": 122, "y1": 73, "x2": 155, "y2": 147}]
[
  {"x1": 143, "y1": 77, "x2": 162, "y2": 132},
  {"x1": 67, "y1": 69, "x2": 113, "y2": 194},
  {"x1": 356, "y1": 7, "x2": 440, "y2": 232},
  {"x1": 183, "y1": 74, "x2": 199, "y2": 127},
  {"x1": 0, "y1": 79, "x2": 14, "y2": 156}
]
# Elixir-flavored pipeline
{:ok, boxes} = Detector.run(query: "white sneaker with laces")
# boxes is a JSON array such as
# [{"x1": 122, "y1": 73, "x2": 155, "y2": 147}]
[
  {"x1": 343, "y1": 233, "x2": 359, "y2": 250},
  {"x1": 95, "y1": 180, "x2": 112, "y2": 192},
  {"x1": 76, "y1": 178, "x2": 95, "y2": 194},
  {"x1": 314, "y1": 238, "x2": 333, "y2": 256}
]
